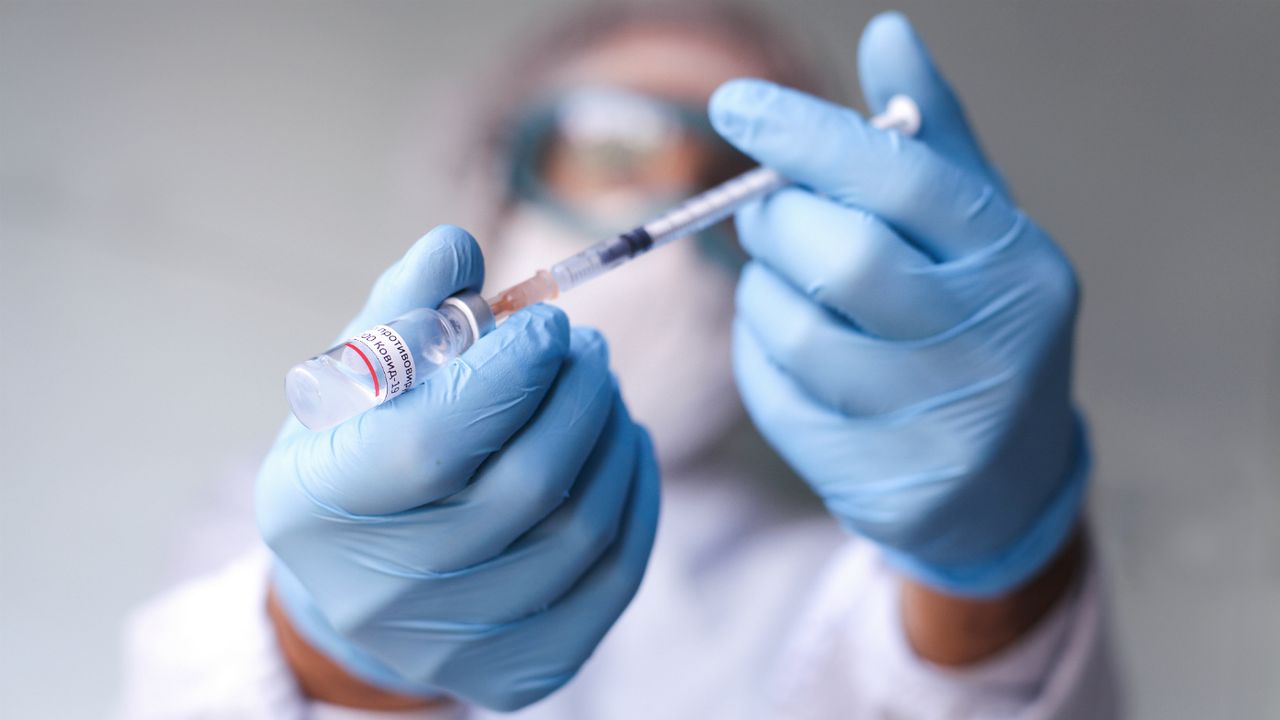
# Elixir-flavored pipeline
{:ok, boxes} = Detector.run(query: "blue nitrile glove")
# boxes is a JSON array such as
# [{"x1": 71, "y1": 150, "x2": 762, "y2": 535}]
[
  {"x1": 256, "y1": 225, "x2": 659, "y2": 711},
  {"x1": 709, "y1": 13, "x2": 1088, "y2": 597}
]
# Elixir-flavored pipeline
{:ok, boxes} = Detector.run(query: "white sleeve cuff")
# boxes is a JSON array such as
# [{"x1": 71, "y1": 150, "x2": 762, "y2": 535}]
[
  {"x1": 769, "y1": 539, "x2": 1121, "y2": 719},
  {"x1": 118, "y1": 547, "x2": 467, "y2": 720},
  {"x1": 118, "y1": 548, "x2": 306, "y2": 719}
]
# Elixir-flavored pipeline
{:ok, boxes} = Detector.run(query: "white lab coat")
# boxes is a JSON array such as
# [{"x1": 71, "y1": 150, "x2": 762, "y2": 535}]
[{"x1": 119, "y1": 444, "x2": 1121, "y2": 719}]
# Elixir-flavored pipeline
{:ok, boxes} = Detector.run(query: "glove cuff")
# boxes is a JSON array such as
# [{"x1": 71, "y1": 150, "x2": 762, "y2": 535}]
[
  {"x1": 270, "y1": 560, "x2": 441, "y2": 698},
  {"x1": 882, "y1": 411, "x2": 1091, "y2": 598}
]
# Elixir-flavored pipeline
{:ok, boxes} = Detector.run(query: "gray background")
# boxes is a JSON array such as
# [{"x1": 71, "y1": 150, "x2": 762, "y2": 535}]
[{"x1": 2, "y1": 1, "x2": 1277, "y2": 717}]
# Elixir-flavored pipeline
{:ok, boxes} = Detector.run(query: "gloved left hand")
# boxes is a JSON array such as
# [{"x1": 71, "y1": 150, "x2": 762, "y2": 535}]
[
  {"x1": 256, "y1": 226, "x2": 659, "y2": 711},
  {"x1": 710, "y1": 13, "x2": 1088, "y2": 597}
]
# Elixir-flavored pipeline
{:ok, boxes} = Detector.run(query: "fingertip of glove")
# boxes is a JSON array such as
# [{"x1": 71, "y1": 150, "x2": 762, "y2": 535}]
[
  {"x1": 532, "y1": 302, "x2": 571, "y2": 339},
  {"x1": 511, "y1": 303, "x2": 572, "y2": 355},
  {"x1": 865, "y1": 10, "x2": 913, "y2": 37},
  {"x1": 709, "y1": 78, "x2": 779, "y2": 142},
  {"x1": 712, "y1": 77, "x2": 780, "y2": 106},
  {"x1": 425, "y1": 222, "x2": 476, "y2": 240},
  {"x1": 861, "y1": 11, "x2": 922, "y2": 56},
  {"x1": 631, "y1": 420, "x2": 656, "y2": 460},
  {"x1": 733, "y1": 261, "x2": 774, "y2": 312},
  {"x1": 729, "y1": 316, "x2": 775, "y2": 403},
  {"x1": 569, "y1": 325, "x2": 610, "y2": 364},
  {"x1": 396, "y1": 224, "x2": 485, "y2": 292},
  {"x1": 858, "y1": 12, "x2": 936, "y2": 104},
  {"x1": 410, "y1": 224, "x2": 480, "y2": 263}
]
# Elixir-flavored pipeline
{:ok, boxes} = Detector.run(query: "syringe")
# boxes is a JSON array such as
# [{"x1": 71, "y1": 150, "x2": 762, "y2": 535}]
[
  {"x1": 485, "y1": 95, "x2": 921, "y2": 320},
  {"x1": 286, "y1": 96, "x2": 921, "y2": 430}
]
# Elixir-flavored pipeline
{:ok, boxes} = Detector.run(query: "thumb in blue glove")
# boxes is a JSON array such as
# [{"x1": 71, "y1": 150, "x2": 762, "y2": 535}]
[
  {"x1": 710, "y1": 13, "x2": 1088, "y2": 597},
  {"x1": 257, "y1": 225, "x2": 660, "y2": 710}
]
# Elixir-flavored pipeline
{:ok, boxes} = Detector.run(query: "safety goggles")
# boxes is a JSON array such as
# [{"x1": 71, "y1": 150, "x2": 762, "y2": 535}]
[{"x1": 505, "y1": 86, "x2": 752, "y2": 237}]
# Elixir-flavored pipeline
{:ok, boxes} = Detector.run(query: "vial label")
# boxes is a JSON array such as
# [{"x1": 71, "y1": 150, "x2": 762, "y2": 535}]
[{"x1": 347, "y1": 324, "x2": 416, "y2": 402}]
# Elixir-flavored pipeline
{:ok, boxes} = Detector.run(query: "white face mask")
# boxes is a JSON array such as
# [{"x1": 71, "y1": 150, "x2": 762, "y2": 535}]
[{"x1": 487, "y1": 202, "x2": 743, "y2": 469}]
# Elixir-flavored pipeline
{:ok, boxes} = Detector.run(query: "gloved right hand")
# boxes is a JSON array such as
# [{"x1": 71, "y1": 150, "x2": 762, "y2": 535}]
[
  {"x1": 710, "y1": 14, "x2": 1086, "y2": 598},
  {"x1": 256, "y1": 225, "x2": 660, "y2": 711}
]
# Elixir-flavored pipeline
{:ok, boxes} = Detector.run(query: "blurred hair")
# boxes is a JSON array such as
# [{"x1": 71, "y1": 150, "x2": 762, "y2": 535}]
[{"x1": 470, "y1": 0, "x2": 829, "y2": 219}]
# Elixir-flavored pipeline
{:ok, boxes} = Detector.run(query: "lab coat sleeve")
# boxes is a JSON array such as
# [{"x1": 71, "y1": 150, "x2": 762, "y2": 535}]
[
  {"x1": 117, "y1": 548, "x2": 465, "y2": 720},
  {"x1": 768, "y1": 539, "x2": 1123, "y2": 719}
]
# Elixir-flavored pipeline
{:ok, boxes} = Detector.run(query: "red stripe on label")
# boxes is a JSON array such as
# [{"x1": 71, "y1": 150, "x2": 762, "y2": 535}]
[{"x1": 344, "y1": 342, "x2": 380, "y2": 397}]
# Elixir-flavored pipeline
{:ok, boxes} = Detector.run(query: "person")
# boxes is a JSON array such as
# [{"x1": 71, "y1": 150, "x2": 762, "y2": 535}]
[{"x1": 119, "y1": 3, "x2": 1121, "y2": 718}]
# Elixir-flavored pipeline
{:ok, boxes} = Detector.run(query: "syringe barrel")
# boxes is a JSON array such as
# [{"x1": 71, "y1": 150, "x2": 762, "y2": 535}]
[
  {"x1": 642, "y1": 166, "x2": 787, "y2": 247},
  {"x1": 545, "y1": 167, "x2": 787, "y2": 295},
  {"x1": 550, "y1": 235, "x2": 636, "y2": 293},
  {"x1": 285, "y1": 292, "x2": 493, "y2": 430}
]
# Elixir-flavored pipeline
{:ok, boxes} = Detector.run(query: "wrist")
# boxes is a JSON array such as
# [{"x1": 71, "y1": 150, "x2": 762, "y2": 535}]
[
  {"x1": 267, "y1": 563, "x2": 447, "y2": 706},
  {"x1": 900, "y1": 528, "x2": 1085, "y2": 666},
  {"x1": 267, "y1": 581, "x2": 448, "y2": 711}
]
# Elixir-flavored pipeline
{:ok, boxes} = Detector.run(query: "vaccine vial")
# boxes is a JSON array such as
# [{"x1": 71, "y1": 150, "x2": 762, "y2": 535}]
[{"x1": 285, "y1": 292, "x2": 495, "y2": 430}]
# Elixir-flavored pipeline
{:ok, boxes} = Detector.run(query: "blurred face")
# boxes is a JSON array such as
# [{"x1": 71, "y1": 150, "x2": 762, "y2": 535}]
[
  {"x1": 490, "y1": 26, "x2": 773, "y2": 468},
  {"x1": 516, "y1": 26, "x2": 771, "y2": 232}
]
